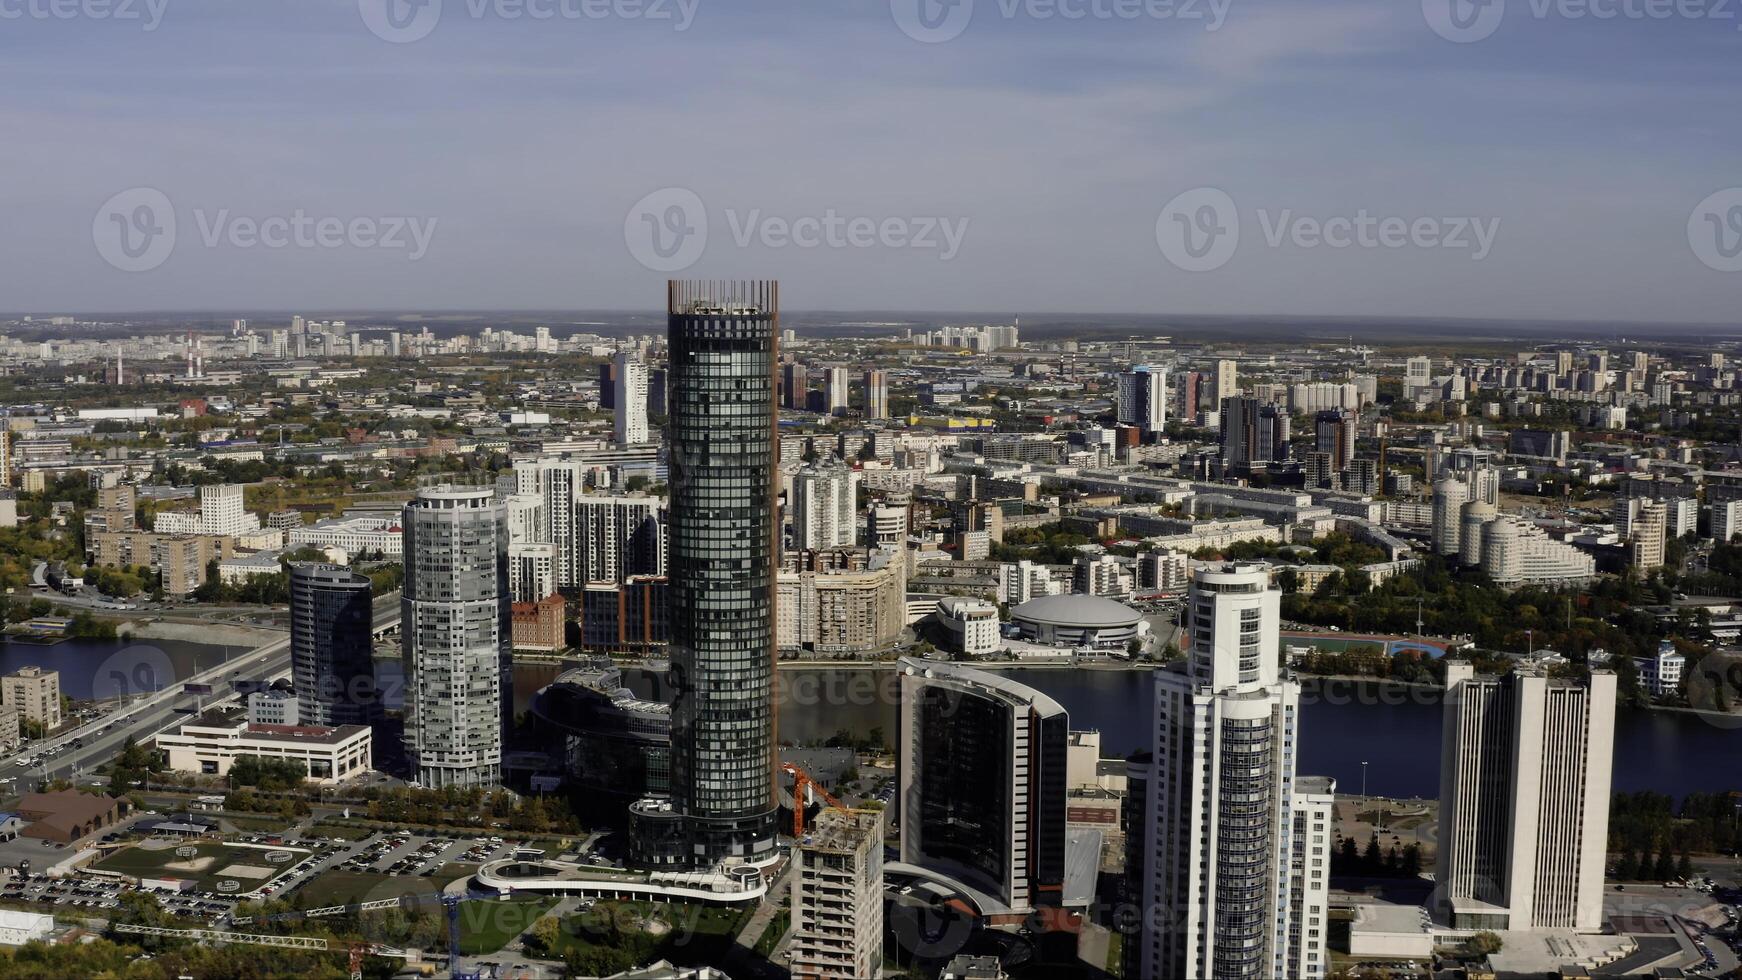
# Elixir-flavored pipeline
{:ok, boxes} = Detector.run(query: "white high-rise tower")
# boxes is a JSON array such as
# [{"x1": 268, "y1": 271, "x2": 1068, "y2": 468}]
[
  {"x1": 614, "y1": 351, "x2": 649, "y2": 446},
  {"x1": 1134, "y1": 563, "x2": 1333, "y2": 980}
]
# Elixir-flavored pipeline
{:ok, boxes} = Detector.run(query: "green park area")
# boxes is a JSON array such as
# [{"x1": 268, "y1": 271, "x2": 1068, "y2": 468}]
[{"x1": 528, "y1": 901, "x2": 749, "y2": 976}]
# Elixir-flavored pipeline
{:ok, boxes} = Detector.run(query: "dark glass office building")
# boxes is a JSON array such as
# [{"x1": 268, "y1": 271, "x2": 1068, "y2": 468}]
[
  {"x1": 289, "y1": 563, "x2": 379, "y2": 729},
  {"x1": 642, "y1": 279, "x2": 781, "y2": 867},
  {"x1": 897, "y1": 658, "x2": 1069, "y2": 915}
]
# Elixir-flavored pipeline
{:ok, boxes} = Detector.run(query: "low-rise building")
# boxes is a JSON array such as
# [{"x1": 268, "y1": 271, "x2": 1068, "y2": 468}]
[
  {"x1": 936, "y1": 596, "x2": 1001, "y2": 656},
  {"x1": 511, "y1": 593, "x2": 566, "y2": 653},
  {"x1": 0, "y1": 910, "x2": 54, "y2": 946},
  {"x1": 156, "y1": 710, "x2": 372, "y2": 785},
  {"x1": 15, "y1": 790, "x2": 123, "y2": 844},
  {"x1": 1634, "y1": 640, "x2": 1686, "y2": 697}
]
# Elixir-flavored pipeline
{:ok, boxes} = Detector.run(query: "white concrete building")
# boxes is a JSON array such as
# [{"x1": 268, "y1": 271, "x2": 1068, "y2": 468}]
[
  {"x1": 1435, "y1": 663, "x2": 1616, "y2": 932},
  {"x1": 0, "y1": 910, "x2": 53, "y2": 946},
  {"x1": 1478, "y1": 515, "x2": 1596, "y2": 586},
  {"x1": 790, "y1": 808, "x2": 884, "y2": 980},
  {"x1": 509, "y1": 542, "x2": 558, "y2": 603},
  {"x1": 936, "y1": 596, "x2": 1001, "y2": 656},
  {"x1": 1634, "y1": 640, "x2": 1686, "y2": 697},
  {"x1": 792, "y1": 464, "x2": 859, "y2": 552},
  {"x1": 1133, "y1": 563, "x2": 1332, "y2": 980},
  {"x1": 614, "y1": 352, "x2": 649, "y2": 446},
  {"x1": 157, "y1": 711, "x2": 372, "y2": 785},
  {"x1": 289, "y1": 514, "x2": 403, "y2": 558},
  {"x1": 245, "y1": 689, "x2": 300, "y2": 726}
]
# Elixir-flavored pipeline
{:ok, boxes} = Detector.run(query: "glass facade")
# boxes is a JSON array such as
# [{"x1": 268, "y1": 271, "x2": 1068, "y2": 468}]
[
  {"x1": 401, "y1": 486, "x2": 512, "y2": 790},
  {"x1": 664, "y1": 279, "x2": 781, "y2": 863},
  {"x1": 289, "y1": 563, "x2": 378, "y2": 729}
]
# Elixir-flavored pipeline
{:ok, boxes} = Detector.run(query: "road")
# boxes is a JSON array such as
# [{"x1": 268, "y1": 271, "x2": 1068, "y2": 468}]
[{"x1": 0, "y1": 592, "x2": 401, "y2": 790}]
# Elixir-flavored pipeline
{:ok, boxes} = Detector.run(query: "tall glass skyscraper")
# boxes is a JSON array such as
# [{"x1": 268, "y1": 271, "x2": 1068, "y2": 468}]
[
  {"x1": 401, "y1": 485, "x2": 512, "y2": 789},
  {"x1": 635, "y1": 280, "x2": 780, "y2": 868},
  {"x1": 289, "y1": 563, "x2": 377, "y2": 729}
]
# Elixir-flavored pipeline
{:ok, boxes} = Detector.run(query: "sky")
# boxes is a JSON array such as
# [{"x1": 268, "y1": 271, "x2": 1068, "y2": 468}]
[{"x1": 2, "y1": 0, "x2": 1740, "y2": 322}]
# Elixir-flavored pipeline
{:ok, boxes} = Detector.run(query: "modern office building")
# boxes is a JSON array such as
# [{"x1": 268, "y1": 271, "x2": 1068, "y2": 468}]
[
  {"x1": 580, "y1": 576, "x2": 670, "y2": 655},
  {"x1": 1435, "y1": 663, "x2": 1616, "y2": 932},
  {"x1": 791, "y1": 808, "x2": 885, "y2": 980},
  {"x1": 289, "y1": 563, "x2": 379, "y2": 729},
  {"x1": 1314, "y1": 409, "x2": 1357, "y2": 470},
  {"x1": 401, "y1": 485, "x2": 512, "y2": 789},
  {"x1": 1116, "y1": 365, "x2": 1168, "y2": 435},
  {"x1": 631, "y1": 279, "x2": 780, "y2": 869},
  {"x1": 897, "y1": 657, "x2": 1068, "y2": 919},
  {"x1": 530, "y1": 664, "x2": 671, "y2": 803},
  {"x1": 1132, "y1": 563, "x2": 1332, "y2": 980},
  {"x1": 782, "y1": 361, "x2": 810, "y2": 411},
  {"x1": 575, "y1": 493, "x2": 665, "y2": 583},
  {"x1": 863, "y1": 369, "x2": 889, "y2": 420},
  {"x1": 1219, "y1": 397, "x2": 1289, "y2": 472},
  {"x1": 792, "y1": 464, "x2": 859, "y2": 551},
  {"x1": 614, "y1": 351, "x2": 650, "y2": 446}
]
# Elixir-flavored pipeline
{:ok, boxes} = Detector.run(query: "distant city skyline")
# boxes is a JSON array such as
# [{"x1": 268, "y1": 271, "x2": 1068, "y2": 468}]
[{"x1": 3, "y1": 0, "x2": 1740, "y2": 320}]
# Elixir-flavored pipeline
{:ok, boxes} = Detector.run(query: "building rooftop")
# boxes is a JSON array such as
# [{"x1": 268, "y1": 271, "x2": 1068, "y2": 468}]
[{"x1": 1010, "y1": 593, "x2": 1142, "y2": 629}]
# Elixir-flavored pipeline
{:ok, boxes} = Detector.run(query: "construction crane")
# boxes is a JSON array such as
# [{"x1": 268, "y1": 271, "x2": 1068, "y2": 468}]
[{"x1": 782, "y1": 762, "x2": 847, "y2": 838}]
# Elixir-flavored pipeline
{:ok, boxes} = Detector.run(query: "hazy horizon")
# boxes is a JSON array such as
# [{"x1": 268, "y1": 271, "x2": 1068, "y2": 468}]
[{"x1": 4, "y1": 0, "x2": 1741, "y2": 320}]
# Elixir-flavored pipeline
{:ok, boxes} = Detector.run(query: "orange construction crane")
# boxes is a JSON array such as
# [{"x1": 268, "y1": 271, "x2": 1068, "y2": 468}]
[{"x1": 781, "y1": 762, "x2": 846, "y2": 838}]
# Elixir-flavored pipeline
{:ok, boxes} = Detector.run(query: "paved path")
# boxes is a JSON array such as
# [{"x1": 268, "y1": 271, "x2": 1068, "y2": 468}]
[{"x1": 734, "y1": 859, "x2": 793, "y2": 951}]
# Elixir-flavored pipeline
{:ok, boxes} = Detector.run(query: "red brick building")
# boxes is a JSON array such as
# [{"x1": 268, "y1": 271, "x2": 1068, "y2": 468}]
[{"x1": 511, "y1": 593, "x2": 566, "y2": 653}]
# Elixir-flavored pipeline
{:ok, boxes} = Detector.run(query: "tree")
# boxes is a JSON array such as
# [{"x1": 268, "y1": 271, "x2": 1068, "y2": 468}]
[
  {"x1": 1466, "y1": 931, "x2": 1504, "y2": 956},
  {"x1": 1615, "y1": 851, "x2": 1638, "y2": 881},
  {"x1": 1654, "y1": 850, "x2": 1677, "y2": 881}
]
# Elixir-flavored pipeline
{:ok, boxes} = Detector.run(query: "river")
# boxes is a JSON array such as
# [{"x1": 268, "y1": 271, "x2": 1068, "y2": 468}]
[{"x1": 28, "y1": 638, "x2": 1734, "y2": 801}]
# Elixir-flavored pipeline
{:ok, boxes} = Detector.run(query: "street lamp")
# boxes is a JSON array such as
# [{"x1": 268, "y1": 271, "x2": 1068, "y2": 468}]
[{"x1": 1361, "y1": 761, "x2": 1369, "y2": 799}]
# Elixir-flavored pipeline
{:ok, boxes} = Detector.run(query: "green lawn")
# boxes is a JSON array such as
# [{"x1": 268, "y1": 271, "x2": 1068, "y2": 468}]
[
  {"x1": 454, "y1": 897, "x2": 557, "y2": 954},
  {"x1": 548, "y1": 901, "x2": 751, "y2": 973},
  {"x1": 302, "y1": 865, "x2": 473, "y2": 907}
]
